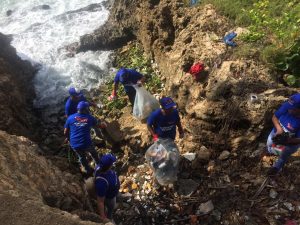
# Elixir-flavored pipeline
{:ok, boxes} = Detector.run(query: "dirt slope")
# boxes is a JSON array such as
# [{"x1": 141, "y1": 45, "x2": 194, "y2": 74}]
[{"x1": 75, "y1": 0, "x2": 300, "y2": 224}]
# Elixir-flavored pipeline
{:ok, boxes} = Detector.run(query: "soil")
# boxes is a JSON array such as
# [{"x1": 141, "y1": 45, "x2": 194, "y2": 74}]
[{"x1": 1, "y1": 0, "x2": 300, "y2": 225}]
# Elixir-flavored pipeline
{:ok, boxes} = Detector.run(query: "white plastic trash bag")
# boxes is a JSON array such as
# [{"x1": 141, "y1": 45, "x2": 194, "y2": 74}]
[
  {"x1": 133, "y1": 86, "x2": 160, "y2": 120},
  {"x1": 145, "y1": 139, "x2": 180, "y2": 186}
]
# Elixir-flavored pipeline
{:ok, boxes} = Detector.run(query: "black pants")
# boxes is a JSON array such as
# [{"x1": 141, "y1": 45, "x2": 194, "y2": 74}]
[
  {"x1": 74, "y1": 145, "x2": 99, "y2": 174},
  {"x1": 126, "y1": 88, "x2": 136, "y2": 107}
]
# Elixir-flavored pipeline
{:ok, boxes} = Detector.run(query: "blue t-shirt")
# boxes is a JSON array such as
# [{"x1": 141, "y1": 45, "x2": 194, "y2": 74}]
[
  {"x1": 114, "y1": 68, "x2": 143, "y2": 93},
  {"x1": 65, "y1": 95, "x2": 87, "y2": 117},
  {"x1": 64, "y1": 113, "x2": 97, "y2": 150},
  {"x1": 147, "y1": 109, "x2": 180, "y2": 140},
  {"x1": 274, "y1": 102, "x2": 300, "y2": 137},
  {"x1": 95, "y1": 170, "x2": 120, "y2": 199}
]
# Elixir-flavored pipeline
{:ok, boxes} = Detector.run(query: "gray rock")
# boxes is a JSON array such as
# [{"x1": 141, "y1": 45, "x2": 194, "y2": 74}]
[
  {"x1": 283, "y1": 202, "x2": 295, "y2": 211},
  {"x1": 218, "y1": 151, "x2": 230, "y2": 160},
  {"x1": 269, "y1": 189, "x2": 278, "y2": 199},
  {"x1": 177, "y1": 179, "x2": 199, "y2": 196},
  {"x1": 198, "y1": 200, "x2": 214, "y2": 214},
  {"x1": 197, "y1": 146, "x2": 211, "y2": 161},
  {"x1": 6, "y1": 10, "x2": 13, "y2": 16},
  {"x1": 182, "y1": 152, "x2": 196, "y2": 161},
  {"x1": 212, "y1": 209, "x2": 221, "y2": 221}
]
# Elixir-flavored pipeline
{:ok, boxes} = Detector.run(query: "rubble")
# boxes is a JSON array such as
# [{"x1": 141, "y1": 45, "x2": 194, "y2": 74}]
[
  {"x1": 177, "y1": 179, "x2": 199, "y2": 196},
  {"x1": 218, "y1": 150, "x2": 230, "y2": 160},
  {"x1": 198, "y1": 200, "x2": 214, "y2": 214},
  {"x1": 269, "y1": 189, "x2": 278, "y2": 199},
  {"x1": 182, "y1": 152, "x2": 196, "y2": 161}
]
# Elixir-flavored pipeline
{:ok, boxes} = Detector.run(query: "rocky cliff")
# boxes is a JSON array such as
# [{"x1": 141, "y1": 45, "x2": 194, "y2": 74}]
[
  {"x1": 0, "y1": 130, "x2": 107, "y2": 225},
  {"x1": 77, "y1": 0, "x2": 289, "y2": 155},
  {"x1": 0, "y1": 33, "x2": 39, "y2": 139},
  {"x1": 0, "y1": 33, "x2": 108, "y2": 225},
  {"x1": 75, "y1": 0, "x2": 300, "y2": 224}
]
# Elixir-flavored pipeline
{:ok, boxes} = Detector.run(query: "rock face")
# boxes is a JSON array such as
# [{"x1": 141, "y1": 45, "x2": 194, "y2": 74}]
[
  {"x1": 0, "y1": 130, "x2": 103, "y2": 225},
  {"x1": 0, "y1": 33, "x2": 39, "y2": 139},
  {"x1": 73, "y1": 2, "x2": 300, "y2": 224},
  {"x1": 0, "y1": 33, "x2": 108, "y2": 225},
  {"x1": 75, "y1": 0, "x2": 293, "y2": 153}
]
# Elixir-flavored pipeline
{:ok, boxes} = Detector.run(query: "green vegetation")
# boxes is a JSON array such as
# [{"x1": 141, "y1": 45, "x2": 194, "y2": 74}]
[
  {"x1": 115, "y1": 43, "x2": 163, "y2": 94},
  {"x1": 201, "y1": 0, "x2": 300, "y2": 86},
  {"x1": 99, "y1": 43, "x2": 163, "y2": 113}
]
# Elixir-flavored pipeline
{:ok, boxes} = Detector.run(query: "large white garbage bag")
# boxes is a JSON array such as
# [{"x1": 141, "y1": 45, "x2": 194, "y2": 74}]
[{"x1": 133, "y1": 86, "x2": 160, "y2": 120}]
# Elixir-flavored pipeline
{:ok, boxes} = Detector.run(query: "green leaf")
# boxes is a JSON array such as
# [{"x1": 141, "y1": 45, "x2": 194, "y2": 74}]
[
  {"x1": 276, "y1": 62, "x2": 289, "y2": 71},
  {"x1": 284, "y1": 74, "x2": 297, "y2": 86}
]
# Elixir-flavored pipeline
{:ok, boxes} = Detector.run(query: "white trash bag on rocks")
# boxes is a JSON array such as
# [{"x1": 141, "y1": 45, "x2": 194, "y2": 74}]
[
  {"x1": 133, "y1": 86, "x2": 160, "y2": 120},
  {"x1": 145, "y1": 138, "x2": 180, "y2": 186}
]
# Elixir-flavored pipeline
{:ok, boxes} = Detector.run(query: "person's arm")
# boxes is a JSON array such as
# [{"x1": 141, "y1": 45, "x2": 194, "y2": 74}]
[
  {"x1": 63, "y1": 128, "x2": 69, "y2": 143},
  {"x1": 272, "y1": 115, "x2": 284, "y2": 135},
  {"x1": 112, "y1": 82, "x2": 118, "y2": 97},
  {"x1": 147, "y1": 113, "x2": 158, "y2": 141},
  {"x1": 108, "y1": 81, "x2": 119, "y2": 101},
  {"x1": 97, "y1": 196, "x2": 107, "y2": 220}
]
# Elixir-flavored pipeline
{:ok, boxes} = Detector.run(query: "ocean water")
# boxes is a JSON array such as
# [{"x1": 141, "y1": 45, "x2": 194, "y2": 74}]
[{"x1": 0, "y1": 0, "x2": 111, "y2": 108}]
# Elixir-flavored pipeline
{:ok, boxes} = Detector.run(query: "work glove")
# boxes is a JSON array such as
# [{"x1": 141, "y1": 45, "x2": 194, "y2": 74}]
[
  {"x1": 153, "y1": 134, "x2": 159, "y2": 142},
  {"x1": 99, "y1": 121, "x2": 107, "y2": 129},
  {"x1": 108, "y1": 90, "x2": 117, "y2": 101},
  {"x1": 272, "y1": 132, "x2": 290, "y2": 145}
]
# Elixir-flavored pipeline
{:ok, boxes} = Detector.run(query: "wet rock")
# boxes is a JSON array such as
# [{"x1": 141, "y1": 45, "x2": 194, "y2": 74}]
[
  {"x1": 6, "y1": 10, "x2": 13, "y2": 16},
  {"x1": 177, "y1": 179, "x2": 199, "y2": 196},
  {"x1": 198, "y1": 200, "x2": 214, "y2": 214},
  {"x1": 32, "y1": 5, "x2": 51, "y2": 11},
  {"x1": 0, "y1": 33, "x2": 39, "y2": 139},
  {"x1": 218, "y1": 151, "x2": 230, "y2": 160}
]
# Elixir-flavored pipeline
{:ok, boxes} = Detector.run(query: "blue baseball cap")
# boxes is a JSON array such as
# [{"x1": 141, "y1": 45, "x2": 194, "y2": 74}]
[
  {"x1": 119, "y1": 72, "x2": 129, "y2": 83},
  {"x1": 99, "y1": 154, "x2": 116, "y2": 168},
  {"x1": 289, "y1": 93, "x2": 300, "y2": 107},
  {"x1": 69, "y1": 87, "x2": 82, "y2": 97},
  {"x1": 77, "y1": 101, "x2": 89, "y2": 110},
  {"x1": 160, "y1": 97, "x2": 176, "y2": 109}
]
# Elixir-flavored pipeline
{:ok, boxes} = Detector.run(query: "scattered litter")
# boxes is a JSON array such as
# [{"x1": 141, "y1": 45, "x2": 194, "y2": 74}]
[
  {"x1": 182, "y1": 152, "x2": 196, "y2": 161},
  {"x1": 198, "y1": 200, "x2": 214, "y2": 214},
  {"x1": 269, "y1": 189, "x2": 278, "y2": 199},
  {"x1": 283, "y1": 202, "x2": 295, "y2": 211},
  {"x1": 223, "y1": 32, "x2": 237, "y2": 47}
]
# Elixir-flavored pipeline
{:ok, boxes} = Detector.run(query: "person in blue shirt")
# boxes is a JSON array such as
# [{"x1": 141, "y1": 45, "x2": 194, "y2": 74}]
[
  {"x1": 147, "y1": 97, "x2": 184, "y2": 141},
  {"x1": 108, "y1": 68, "x2": 145, "y2": 106},
  {"x1": 95, "y1": 154, "x2": 120, "y2": 222},
  {"x1": 65, "y1": 87, "x2": 96, "y2": 117},
  {"x1": 64, "y1": 101, "x2": 105, "y2": 176},
  {"x1": 266, "y1": 93, "x2": 300, "y2": 175}
]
